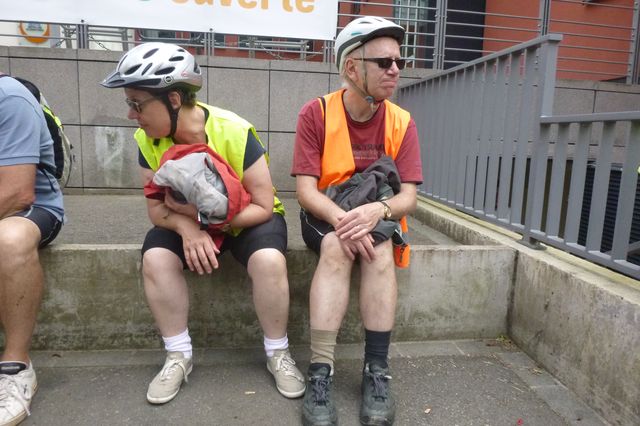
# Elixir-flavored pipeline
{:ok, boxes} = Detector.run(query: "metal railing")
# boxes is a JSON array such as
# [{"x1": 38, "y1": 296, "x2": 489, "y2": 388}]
[
  {"x1": 1, "y1": 0, "x2": 638, "y2": 82},
  {"x1": 397, "y1": 34, "x2": 640, "y2": 279}
]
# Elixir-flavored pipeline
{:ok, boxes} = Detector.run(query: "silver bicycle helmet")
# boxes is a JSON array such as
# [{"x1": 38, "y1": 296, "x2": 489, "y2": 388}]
[
  {"x1": 334, "y1": 16, "x2": 405, "y2": 73},
  {"x1": 101, "y1": 42, "x2": 202, "y2": 92}
]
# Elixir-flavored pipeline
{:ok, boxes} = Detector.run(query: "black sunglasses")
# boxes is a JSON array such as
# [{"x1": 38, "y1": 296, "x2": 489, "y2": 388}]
[
  {"x1": 125, "y1": 96, "x2": 160, "y2": 113},
  {"x1": 354, "y1": 57, "x2": 407, "y2": 70}
]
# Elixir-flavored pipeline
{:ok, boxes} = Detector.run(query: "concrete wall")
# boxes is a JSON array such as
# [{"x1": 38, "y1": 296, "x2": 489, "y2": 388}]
[
  {"x1": 554, "y1": 79, "x2": 640, "y2": 115},
  {"x1": 0, "y1": 45, "x2": 431, "y2": 193},
  {"x1": 32, "y1": 243, "x2": 515, "y2": 350}
]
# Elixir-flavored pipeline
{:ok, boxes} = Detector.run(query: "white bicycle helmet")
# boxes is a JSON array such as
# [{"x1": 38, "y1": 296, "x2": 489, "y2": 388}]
[
  {"x1": 101, "y1": 42, "x2": 202, "y2": 92},
  {"x1": 334, "y1": 16, "x2": 405, "y2": 73}
]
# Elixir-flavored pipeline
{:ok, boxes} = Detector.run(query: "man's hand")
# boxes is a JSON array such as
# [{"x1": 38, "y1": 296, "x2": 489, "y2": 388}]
[
  {"x1": 179, "y1": 222, "x2": 220, "y2": 275},
  {"x1": 337, "y1": 232, "x2": 376, "y2": 263},
  {"x1": 334, "y1": 203, "x2": 383, "y2": 241}
]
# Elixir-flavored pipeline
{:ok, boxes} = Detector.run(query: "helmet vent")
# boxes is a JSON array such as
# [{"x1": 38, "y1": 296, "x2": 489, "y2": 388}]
[
  {"x1": 123, "y1": 65, "x2": 141, "y2": 76},
  {"x1": 169, "y1": 55, "x2": 184, "y2": 62},
  {"x1": 155, "y1": 67, "x2": 176, "y2": 75},
  {"x1": 141, "y1": 63, "x2": 153, "y2": 76},
  {"x1": 143, "y1": 48, "x2": 159, "y2": 59}
]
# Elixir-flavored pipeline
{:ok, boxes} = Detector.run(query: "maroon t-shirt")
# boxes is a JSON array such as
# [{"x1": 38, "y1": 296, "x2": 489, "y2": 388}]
[{"x1": 291, "y1": 97, "x2": 423, "y2": 184}]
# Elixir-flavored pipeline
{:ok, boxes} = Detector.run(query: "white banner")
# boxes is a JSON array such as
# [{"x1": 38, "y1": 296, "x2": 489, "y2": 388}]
[{"x1": 0, "y1": 0, "x2": 339, "y2": 40}]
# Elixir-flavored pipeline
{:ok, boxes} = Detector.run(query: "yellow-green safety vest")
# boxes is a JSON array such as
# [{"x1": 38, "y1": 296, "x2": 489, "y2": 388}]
[{"x1": 135, "y1": 102, "x2": 285, "y2": 232}]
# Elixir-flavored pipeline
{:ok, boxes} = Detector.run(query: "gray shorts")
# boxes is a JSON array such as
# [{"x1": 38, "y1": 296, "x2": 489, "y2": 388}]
[{"x1": 11, "y1": 206, "x2": 63, "y2": 248}]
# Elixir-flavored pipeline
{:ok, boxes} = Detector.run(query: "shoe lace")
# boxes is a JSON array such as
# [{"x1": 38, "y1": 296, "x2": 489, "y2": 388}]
[
  {"x1": 274, "y1": 352, "x2": 301, "y2": 379},
  {"x1": 309, "y1": 376, "x2": 331, "y2": 405},
  {"x1": 367, "y1": 370, "x2": 392, "y2": 401},
  {"x1": 160, "y1": 359, "x2": 189, "y2": 384},
  {"x1": 0, "y1": 375, "x2": 31, "y2": 416}
]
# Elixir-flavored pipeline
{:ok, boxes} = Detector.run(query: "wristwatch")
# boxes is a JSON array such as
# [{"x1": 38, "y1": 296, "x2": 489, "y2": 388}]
[
  {"x1": 379, "y1": 201, "x2": 392, "y2": 220},
  {"x1": 197, "y1": 212, "x2": 209, "y2": 230}
]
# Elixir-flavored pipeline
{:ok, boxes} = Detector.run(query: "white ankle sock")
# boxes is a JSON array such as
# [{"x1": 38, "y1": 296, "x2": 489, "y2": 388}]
[
  {"x1": 163, "y1": 329, "x2": 192, "y2": 359},
  {"x1": 264, "y1": 335, "x2": 288, "y2": 357}
]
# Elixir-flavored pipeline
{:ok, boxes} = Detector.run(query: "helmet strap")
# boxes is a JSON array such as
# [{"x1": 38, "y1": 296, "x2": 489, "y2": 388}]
[
  {"x1": 160, "y1": 92, "x2": 182, "y2": 138},
  {"x1": 357, "y1": 48, "x2": 383, "y2": 107}
]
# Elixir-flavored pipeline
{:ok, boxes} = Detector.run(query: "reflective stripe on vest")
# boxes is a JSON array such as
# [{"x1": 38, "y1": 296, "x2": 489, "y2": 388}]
[{"x1": 317, "y1": 89, "x2": 411, "y2": 190}]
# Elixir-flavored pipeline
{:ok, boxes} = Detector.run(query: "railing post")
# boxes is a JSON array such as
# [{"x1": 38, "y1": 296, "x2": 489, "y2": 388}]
[
  {"x1": 204, "y1": 30, "x2": 215, "y2": 57},
  {"x1": 538, "y1": 0, "x2": 551, "y2": 36},
  {"x1": 76, "y1": 22, "x2": 89, "y2": 49},
  {"x1": 521, "y1": 35, "x2": 561, "y2": 248},
  {"x1": 628, "y1": 1, "x2": 640, "y2": 84},
  {"x1": 433, "y1": 0, "x2": 448, "y2": 70}
]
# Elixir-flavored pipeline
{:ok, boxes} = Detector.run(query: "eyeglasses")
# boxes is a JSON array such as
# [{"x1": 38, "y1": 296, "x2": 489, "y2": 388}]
[
  {"x1": 125, "y1": 96, "x2": 160, "y2": 113},
  {"x1": 353, "y1": 57, "x2": 406, "y2": 70}
]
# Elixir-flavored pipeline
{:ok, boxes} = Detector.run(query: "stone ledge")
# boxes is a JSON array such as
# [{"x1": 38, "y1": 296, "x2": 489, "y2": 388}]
[{"x1": 25, "y1": 244, "x2": 515, "y2": 351}]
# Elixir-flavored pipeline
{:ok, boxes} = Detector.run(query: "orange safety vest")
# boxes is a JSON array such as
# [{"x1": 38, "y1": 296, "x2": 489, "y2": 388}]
[
  {"x1": 318, "y1": 89, "x2": 411, "y2": 190},
  {"x1": 317, "y1": 89, "x2": 412, "y2": 267}
]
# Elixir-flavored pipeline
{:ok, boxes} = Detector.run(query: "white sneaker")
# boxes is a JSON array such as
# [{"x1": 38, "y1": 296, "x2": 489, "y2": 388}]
[
  {"x1": 0, "y1": 362, "x2": 37, "y2": 426},
  {"x1": 267, "y1": 349, "x2": 305, "y2": 398},
  {"x1": 146, "y1": 352, "x2": 192, "y2": 404}
]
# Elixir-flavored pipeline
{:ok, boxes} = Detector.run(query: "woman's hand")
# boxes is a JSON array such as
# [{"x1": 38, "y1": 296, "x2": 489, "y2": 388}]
[{"x1": 179, "y1": 221, "x2": 220, "y2": 275}]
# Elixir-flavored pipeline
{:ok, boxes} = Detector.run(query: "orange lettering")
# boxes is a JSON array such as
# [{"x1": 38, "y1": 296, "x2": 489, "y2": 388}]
[
  {"x1": 296, "y1": 0, "x2": 313, "y2": 12},
  {"x1": 195, "y1": 0, "x2": 213, "y2": 4},
  {"x1": 238, "y1": 0, "x2": 257, "y2": 7},
  {"x1": 172, "y1": 0, "x2": 188, "y2": 3},
  {"x1": 282, "y1": 0, "x2": 293, "y2": 12}
]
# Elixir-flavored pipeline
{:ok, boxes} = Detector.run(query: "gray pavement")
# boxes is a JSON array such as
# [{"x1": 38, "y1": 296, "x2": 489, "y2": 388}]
[{"x1": 24, "y1": 340, "x2": 605, "y2": 426}]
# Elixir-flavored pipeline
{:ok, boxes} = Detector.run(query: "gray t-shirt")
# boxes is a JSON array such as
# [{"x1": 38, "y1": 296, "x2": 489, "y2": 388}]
[{"x1": 0, "y1": 76, "x2": 64, "y2": 220}]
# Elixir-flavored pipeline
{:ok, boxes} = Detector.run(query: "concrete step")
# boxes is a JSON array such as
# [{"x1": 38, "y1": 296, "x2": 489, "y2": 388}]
[{"x1": 23, "y1": 340, "x2": 606, "y2": 426}]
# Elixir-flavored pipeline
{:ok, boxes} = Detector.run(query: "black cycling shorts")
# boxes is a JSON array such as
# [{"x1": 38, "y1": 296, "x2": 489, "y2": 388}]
[
  {"x1": 141, "y1": 213, "x2": 288, "y2": 269},
  {"x1": 300, "y1": 208, "x2": 332, "y2": 255},
  {"x1": 11, "y1": 206, "x2": 63, "y2": 248}
]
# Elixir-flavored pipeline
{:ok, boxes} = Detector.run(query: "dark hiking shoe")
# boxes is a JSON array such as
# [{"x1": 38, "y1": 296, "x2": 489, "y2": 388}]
[
  {"x1": 360, "y1": 361, "x2": 395, "y2": 425},
  {"x1": 301, "y1": 363, "x2": 338, "y2": 426}
]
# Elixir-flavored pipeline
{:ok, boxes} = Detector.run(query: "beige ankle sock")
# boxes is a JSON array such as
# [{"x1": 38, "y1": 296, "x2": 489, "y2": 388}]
[{"x1": 310, "y1": 329, "x2": 338, "y2": 369}]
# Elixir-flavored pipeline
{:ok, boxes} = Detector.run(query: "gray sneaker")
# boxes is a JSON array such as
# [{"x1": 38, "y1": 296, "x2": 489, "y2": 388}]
[
  {"x1": 301, "y1": 363, "x2": 337, "y2": 426},
  {"x1": 267, "y1": 349, "x2": 305, "y2": 398},
  {"x1": 0, "y1": 362, "x2": 37, "y2": 426},
  {"x1": 146, "y1": 352, "x2": 193, "y2": 404},
  {"x1": 360, "y1": 361, "x2": 395, "y2": 425}
]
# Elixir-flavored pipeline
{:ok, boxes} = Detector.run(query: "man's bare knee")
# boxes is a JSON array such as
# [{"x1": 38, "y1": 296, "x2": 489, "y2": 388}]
[{"x1": 0, "y1": 219, "x2": 40, "y2": 267}]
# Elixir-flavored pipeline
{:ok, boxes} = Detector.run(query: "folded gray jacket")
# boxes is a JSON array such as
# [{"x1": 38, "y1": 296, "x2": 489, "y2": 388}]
[
  {"x1": 152, "y1": 152, "x2": 229, "y2": 224},
  {"x1": 324, "y1": 155, "x2": 404, "y2": 245}
]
